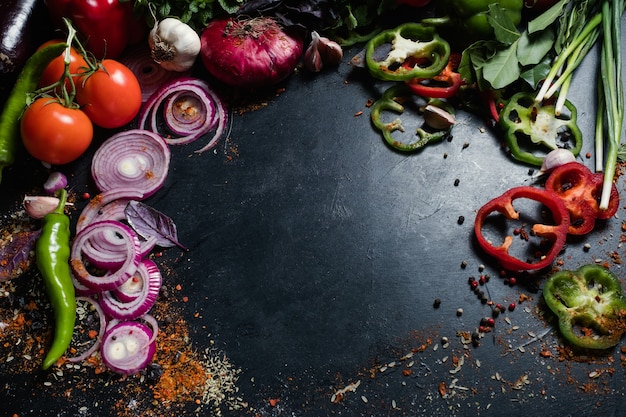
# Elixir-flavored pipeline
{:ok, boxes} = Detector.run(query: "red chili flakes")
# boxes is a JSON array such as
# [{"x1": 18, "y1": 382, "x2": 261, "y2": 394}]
[
  {"x1": 438, "y1": 381, "x2": 447, "y2": 397},
  {"x1": 354, "y1": 111, "x2": 363, "y2": 117},
  {"x1": 268, "y1": 398, "x2": 280, "y2": 407}
]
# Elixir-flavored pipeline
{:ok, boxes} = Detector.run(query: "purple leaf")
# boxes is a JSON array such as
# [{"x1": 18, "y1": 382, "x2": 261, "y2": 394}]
[
  {"x1": 0, "y1": 229, "x2": 41, "y2": 281},
  {"x1": 124, "y1": 201, "x2": 188, "y2": 251}
]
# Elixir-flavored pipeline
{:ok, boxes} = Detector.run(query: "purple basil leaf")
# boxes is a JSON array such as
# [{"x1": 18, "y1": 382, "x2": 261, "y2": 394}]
[
  {"x1": 0, "y1": 229, "x2": 41, "y2": 281},
  {"x1": 124, "y1": 201, "x2": 188, "y2": 251}
]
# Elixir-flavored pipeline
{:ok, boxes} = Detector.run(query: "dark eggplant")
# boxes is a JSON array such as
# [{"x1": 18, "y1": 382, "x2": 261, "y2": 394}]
[{"x1": 0, "y1": 0, "x2": 51, "y2": 76}]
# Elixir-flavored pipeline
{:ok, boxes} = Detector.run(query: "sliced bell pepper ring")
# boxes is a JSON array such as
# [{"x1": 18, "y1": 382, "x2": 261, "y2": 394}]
[
  {"x1": 499, "y1": 92, "x2": 583, "y2": 166},
  {"x1": 544, "y1": 162, "x2": 620, "y2": 235},
  {"x1": 405, "y1": 53, "x2": 463, "y2": 99},
  {"x1": 365, "y1": 23, "x2": 451, "y2": 82},
  {"x1": 543, "y1": 264, "x2": 626, "y2": 350},
  {"x1": 474, "y1": 186, "x2": 570, "y2": 271},
  {"x1": 370, "y1": 84, "x2": 454, "y2": 152}
]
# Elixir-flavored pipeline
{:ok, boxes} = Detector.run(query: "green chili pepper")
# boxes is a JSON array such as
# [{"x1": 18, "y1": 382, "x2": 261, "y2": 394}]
[
  {"x1": 0, "y1": 42, "x2": 67, "y2": 185},
  {"x1": 543, "y1": 264, "x2": 626, "y2": 350},
  {"x1": 499, "y1": 92, "x2": 583, "y2": 166},
  {"x1": 36, "y1": 188, "x2": 76, "y2": 370},
  {"x1": 365, "y1": 23, "x2": 450, "y2": 82},
  {"x1": 370, "y1": 84, "x2": 454, "y2": 152}
]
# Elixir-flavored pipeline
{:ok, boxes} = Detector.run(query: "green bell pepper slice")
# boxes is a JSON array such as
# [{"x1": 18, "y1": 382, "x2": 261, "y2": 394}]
[
  {"x1": 499, "y1": 92, "x2": 583, "y2": 167},
  {"x1": 365, "y1": 23, "x2": 450, "y2": 82},
  {"x1": 370, "y1": 84, "x2": 454, "y2": 152},
  {"x1": 543, "y1": 264, "x2": 626, "y2": 350}
]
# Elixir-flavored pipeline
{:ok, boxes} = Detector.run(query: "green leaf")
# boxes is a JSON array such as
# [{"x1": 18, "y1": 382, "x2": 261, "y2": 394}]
[
  {"x1": 217, "y1": 0, "x2": 242, "y2": 14},
  {"x1": 517, "y1": 28, "x2": 555, "y2": 66},
  {"x1": 483, "y1": 42, "x2": 521, "y2": 89},
  {"x1": 486, "y1": 4, "x2": 521, "y2": 45},
  {"x1": 528, "y1": 0, "x2": 569, "y2": 34},
  {"x1": 520, "y1": 59, "x2": 552, "y2": 88}
]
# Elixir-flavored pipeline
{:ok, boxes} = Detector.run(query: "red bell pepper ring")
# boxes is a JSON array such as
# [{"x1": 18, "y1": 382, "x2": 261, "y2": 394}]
[
  {"x1": 405, "y1": 53, "x2": 463, "y2": 99},
  {"x1": 544, "y1": 162, "x2": 619, "y2": 235},
  {"x1": 474, "y1": 186, "x2": 570, "y2": 271}
]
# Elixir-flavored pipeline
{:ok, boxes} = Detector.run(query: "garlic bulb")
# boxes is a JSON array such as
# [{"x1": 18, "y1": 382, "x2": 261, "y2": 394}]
[{"x1": 149, "y1": 18, "x2": 201, "y2": 72}]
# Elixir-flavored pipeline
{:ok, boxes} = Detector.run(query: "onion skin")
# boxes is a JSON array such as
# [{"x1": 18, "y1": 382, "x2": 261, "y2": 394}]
[{"x1": 200, "y1": 17, "x2": 303, "y2": 88}]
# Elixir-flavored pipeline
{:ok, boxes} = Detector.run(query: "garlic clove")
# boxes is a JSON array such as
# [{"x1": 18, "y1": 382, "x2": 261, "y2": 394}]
[
  {"x1": 23, "y1": 196, "x2": 60, "y2": 219},
  {"x1": 304, "y1": 35, "x2": 323, "y2": 72},
  {"x1": 423, "y1": 104, "x2": 456, "y2": 130},
  {"x1": 539, "y1": 148, "x2": 577, "y2": 174},
  {"x1": 317, "y1": 36, "x2": 343, "y2": 67}
]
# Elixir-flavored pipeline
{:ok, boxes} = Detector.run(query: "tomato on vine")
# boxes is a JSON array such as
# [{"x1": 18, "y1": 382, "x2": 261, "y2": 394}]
[
  {"x1": 20, "y1": 97, "x2": 93, "y2": 165},
  {"x1": 75, "y1": 59, "x2": 142, "y2": 129},
  {"x1": 37, "y1": 39, "x2": 86, "y2": 90}
]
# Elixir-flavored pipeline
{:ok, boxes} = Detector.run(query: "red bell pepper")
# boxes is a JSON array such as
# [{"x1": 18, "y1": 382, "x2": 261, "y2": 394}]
[
  {"x1": 544, "y1": 162, "x2": 620, "y2": 235},
  {"x1": 405, "y1": 53, "x2": 463, "y2": 99},
  {"x1": 44, "y1": 0, "x2": 144, "y2": 59},
  {"x1": 474, "y1": 186, "x2": 570, "y2": 271}
]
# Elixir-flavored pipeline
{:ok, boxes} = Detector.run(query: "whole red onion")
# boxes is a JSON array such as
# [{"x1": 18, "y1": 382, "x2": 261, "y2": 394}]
[{"x1": 200, "y1": 16, "x2": 303, "y2": 88}]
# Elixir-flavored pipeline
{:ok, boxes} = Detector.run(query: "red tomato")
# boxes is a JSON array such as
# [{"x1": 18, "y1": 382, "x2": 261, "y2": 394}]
[
  {"x1": 75, "y1": 59, "x2": 142, "y2": 129},
  {"x1": 21, "y1": 97, "x2": 93, "y2": 165},
  {"x1": 37, "y1": 40, "x2": 87, "y2": 89}
]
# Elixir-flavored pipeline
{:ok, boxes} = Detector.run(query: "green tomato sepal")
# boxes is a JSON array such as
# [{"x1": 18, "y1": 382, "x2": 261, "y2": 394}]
[
  {"x1": 543, "y1": 264, "x2": 626, "y2": 350},
  {"x1": 365, "y1": 23, "x2": 451, "y2": 82}
]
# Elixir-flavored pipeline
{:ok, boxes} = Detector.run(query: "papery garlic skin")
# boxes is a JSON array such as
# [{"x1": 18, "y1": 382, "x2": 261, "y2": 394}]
[
  {"x1": 304, "y1": 31, "x2": 343, "y2": 73},
  {"x1": 23, "y1": 196, "x2": 60, "y2": 219},
  {"x1": 149, "y1": 18, "x2": 201, "y2": 72}
]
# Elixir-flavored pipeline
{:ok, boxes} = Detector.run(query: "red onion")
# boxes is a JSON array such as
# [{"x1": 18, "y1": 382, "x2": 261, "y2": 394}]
[
  {"x1": 91, "y1": 130, "x2": 171, "y2": 198},
  {"x1": 138, "y1": 77, "x2": 227, "y2": 153},
  {"x1": 71, "y1": 220, "x2": 141, "y2": 291},
  {"x1": 43, "y1": 172, "x2": 68, "y2": 195},
  {"x1": 200, "y1": 16, "x2": 303, "y2": 88},
  {"x1": 66, "y1": 296, "x2": 106, "y2": 363},
  {"x1": 101, "y1": 320, "x2": 156, "y2": 375},
  {"x1": 100, "y1": 259, "x2": 162, "y2": 320},
  {"x1": 118, "y1": 44, "x2": 190, "y2": 102},
  {"x1": 76, "y1": 189, "x2": 157, "y2": 258}
]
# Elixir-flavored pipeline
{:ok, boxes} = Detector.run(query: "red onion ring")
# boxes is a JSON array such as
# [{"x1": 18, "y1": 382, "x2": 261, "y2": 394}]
[
  {"x1": 118, "y1": 44, "x2": 190, "y2": 102},
  {"x1": 138, "y1": 77, "x2": 227, "y2": 153},
  {"x1": 100, "y1": 320, "x2": 156, "y2": 375},
  {"x1": 66, "y1": 296, "x2": 106, "y2": 363},
  {"x1": 100, "y1": 259, "x2": 162, "y2": 320},
  {"x1": 91, "y1": 129, "x2": 171, "y2": 198},
  {"x1": 71, "y1": 220, "x2": 141, "y2": 291},
  {"x1": 77, "y1": 189, "x2": 157, "y2": 258}
]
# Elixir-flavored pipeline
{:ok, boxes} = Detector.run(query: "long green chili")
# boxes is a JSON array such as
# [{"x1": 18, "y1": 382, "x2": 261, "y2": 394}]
[{"x1": 36, "y1": 188, "x2": 76, "y2": 370}]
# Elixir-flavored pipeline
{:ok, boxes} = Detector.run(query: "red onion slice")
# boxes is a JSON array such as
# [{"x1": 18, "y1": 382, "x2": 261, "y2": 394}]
[
  {"x1": 77, "y1": 189, "x2": 157, "y2": 258},
  {"x1": 91, "y1": 130, "x2": 171, "y2": 198},
  {"x1": 138, "y1": 77, "x2": 227, "y2": 153},
  {"x1": 118, "y1": 44, "x2": 190, "y2": 102},
  {"x1": 71, "y1": 220, "x2": 141, "y2": 291},
  {"x1": 101, "y1": 320, "x2": 156, "y2": 374},
  {"x1": 100, "y1": 259, "x2": 162, "y2": 320}
]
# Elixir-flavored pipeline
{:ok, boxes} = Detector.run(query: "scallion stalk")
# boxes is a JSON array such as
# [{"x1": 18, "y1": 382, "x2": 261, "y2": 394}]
[{"x1": 597, "y1": 0, "x2": 625, "y2": 210}]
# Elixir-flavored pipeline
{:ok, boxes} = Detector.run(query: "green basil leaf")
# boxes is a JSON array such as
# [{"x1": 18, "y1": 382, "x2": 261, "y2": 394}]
[
  {"x1": 520, "y1": 59, "x2": 552, "y2": 88},
  {"x1": 482, "y1": 42, "x2": 520, "y2": 89},
  {"x1": 517, "y1": 29, "x2": 555, "y2": 66},
  {"x1": 528, "y1": 0, "x2": 569, "y2": 34},
  {"x1": 486, "y1": 4, "x2": 521, "y2": 45}
]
